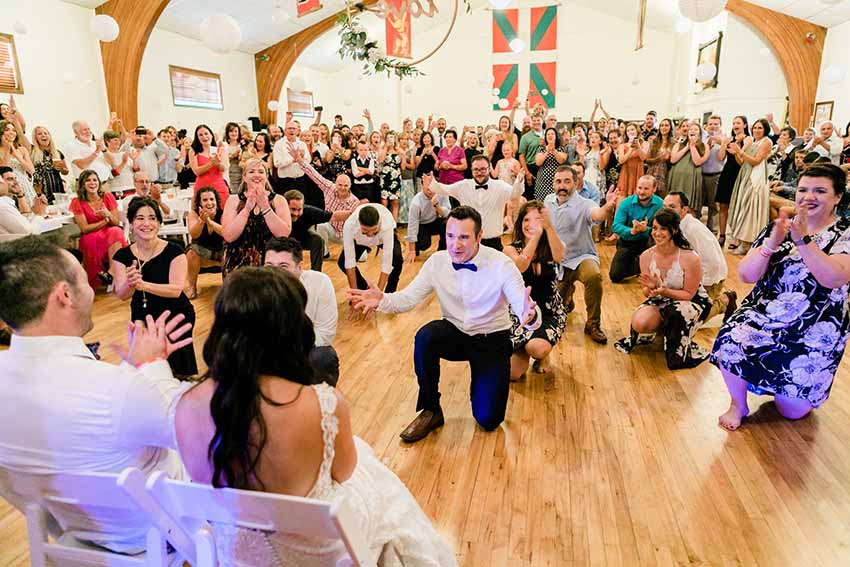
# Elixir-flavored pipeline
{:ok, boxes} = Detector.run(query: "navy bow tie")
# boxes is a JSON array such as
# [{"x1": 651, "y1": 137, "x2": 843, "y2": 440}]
[
  {"x1": 474, "y1": 183, "x2": 488, "y2": 190},
  {"x1": 452, "y1": 262, "x2": 478, "y2": 272}
]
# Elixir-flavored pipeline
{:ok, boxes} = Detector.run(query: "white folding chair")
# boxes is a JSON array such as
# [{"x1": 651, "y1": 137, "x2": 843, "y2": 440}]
[
  {"x1": 0, "y1": 467, "x2": 170, "y2": 567},
  {"x1": 131, "y1": 469, "x2": 378, "y2": 567}
]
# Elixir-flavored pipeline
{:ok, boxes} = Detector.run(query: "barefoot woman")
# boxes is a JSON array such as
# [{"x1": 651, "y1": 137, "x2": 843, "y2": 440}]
[{"x1": 711, "y1": 164, "x2": 850, "y2": 430}]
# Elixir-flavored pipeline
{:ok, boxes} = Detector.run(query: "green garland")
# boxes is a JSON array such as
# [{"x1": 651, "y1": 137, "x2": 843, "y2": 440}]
[{"x1": 336, "y1": 1, "x2": 471, "y2": 78}]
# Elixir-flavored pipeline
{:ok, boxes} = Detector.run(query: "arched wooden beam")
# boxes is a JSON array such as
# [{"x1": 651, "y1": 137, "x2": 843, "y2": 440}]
[
  {"x1": 96, "y1": 0, "x2": 171, "y2": 128},
  {"x1": 726, "y1": 0, "x2": 826, "y2": 130},
  {"x1": 255, "y1": 13, "x2": 340, "y2": 126}
]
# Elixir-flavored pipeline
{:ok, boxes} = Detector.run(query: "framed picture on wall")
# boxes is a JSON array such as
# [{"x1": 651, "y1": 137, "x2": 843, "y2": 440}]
[
  {"x1": 169, "y1": 65, "x2": 223, "y2": 110},
  {"x1": 287, "y1": 88, "x2": 314, "y2": 119},
  {"x1": 696, "y1": 32, "x2": 722, "y2": 91},
  {"x1": 813, "y1": 100, "x2": 834, "y2": 126}
]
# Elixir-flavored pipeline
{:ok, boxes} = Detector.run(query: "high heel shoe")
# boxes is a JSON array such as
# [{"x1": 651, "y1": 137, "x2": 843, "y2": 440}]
[{"x1": 718, "y1": 234, "x2": 726, "y2": 247}]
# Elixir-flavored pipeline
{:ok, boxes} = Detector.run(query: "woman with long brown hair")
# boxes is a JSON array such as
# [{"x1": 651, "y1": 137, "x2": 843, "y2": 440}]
[
  {"x1": 503, "y1": 200, "x2": 566, "y2": 379},
  {"x1": 645, "y1": 118, "x2": 674, "y2": 196}
]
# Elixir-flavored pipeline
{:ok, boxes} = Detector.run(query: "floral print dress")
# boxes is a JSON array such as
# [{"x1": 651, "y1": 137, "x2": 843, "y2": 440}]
[
  {"x1": 710, "y1": 217, "x2": 850, "y2": 407},
  {"x1": 380, "y1": 152, "x2": 402, "y2": 201},
  {"x1": 508, "y1": 242, "x2": 567, "y2": 350}
]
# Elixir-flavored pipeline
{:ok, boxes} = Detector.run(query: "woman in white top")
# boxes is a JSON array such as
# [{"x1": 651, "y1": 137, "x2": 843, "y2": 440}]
[
  {"x1": 615, "y1": 208, "x2": 712, "y2": 370},
  {"x1": 584, "y1": 130, "x2": 606, "y2": 193},
  {"x1": 103, "y1": 130, "x2": 134, "y2": 194},
  {"x1": 726, "y1": 118, "x2": 773, "y2": 254},
  {"x1": 0, "y1": 119, "x2": 35, "y2": 205}
]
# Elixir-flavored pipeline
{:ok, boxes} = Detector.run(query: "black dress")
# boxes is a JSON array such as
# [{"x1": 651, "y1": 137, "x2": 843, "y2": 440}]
[
  {"x1": 32, "y1": 150, "x2": 65, "y2": 204},
  {"x1": 508, "y1": 241, "x2": 566, "y2": 349},
  {"x1": 113, "y1": 242, "x2": 198, "y2": 377},
  {"x1": 223, "y1": 195, "x2": 277, "y2": 276},
  {"x1": 716, "y1": 145, "x2": 743, "y2": 204},
  {"x1": 415, "y1": 146, "x2": 439, "y2": 178},
  {"x1": 303, "y1": 149, "x2": 326, "y2": 209}
]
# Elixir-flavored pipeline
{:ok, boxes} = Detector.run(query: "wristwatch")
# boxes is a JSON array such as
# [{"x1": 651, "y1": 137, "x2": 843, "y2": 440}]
[{"x1": 793, "y1": 234, "x2": 812, "y2": 246}]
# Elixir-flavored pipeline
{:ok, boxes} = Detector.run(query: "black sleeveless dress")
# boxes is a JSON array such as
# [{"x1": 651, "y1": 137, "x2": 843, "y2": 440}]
[
  {"x1": 223, "y1": 193, "x2": 277, "y2": 276},
  {"x1": 508, "y1": 241, "x2": 567, "y2": 349}
]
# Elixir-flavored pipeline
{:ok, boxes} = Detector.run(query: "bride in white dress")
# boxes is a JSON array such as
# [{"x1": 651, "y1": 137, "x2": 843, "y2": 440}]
[{"x1": 172, "y1": 266, "x2": 457, "y2": 567}]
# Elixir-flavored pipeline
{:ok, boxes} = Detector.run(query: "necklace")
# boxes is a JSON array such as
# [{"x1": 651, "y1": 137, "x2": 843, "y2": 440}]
[{"x1": 133, "y1": 241, "x2": 160, "y2": 310}]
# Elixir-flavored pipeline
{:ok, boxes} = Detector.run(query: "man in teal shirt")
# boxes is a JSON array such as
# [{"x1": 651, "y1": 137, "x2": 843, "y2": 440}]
[
  {"x1": 518, "y1": 115, "x2": 543, "y2": 199},
  {"x1": 609, "y1": 175, "x2": 663, "y2": 282}
]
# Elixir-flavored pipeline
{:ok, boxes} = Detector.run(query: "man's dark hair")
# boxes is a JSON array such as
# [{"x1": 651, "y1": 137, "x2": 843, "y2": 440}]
[
  {"x1": 647, "y1": 110, "x2": 657, "y2": 117},
  {"x1": 0, "y1": 236, "x2": 80, "y2": 330},
  {"x1": 127, "y1": 197, "x2": 163, "y2": 224},
  {"x1": 470, "y1": 154, "x2": 490, "y2": 167},
  {"x1": 570, "y1": 160, "x2": 586, "y2": 172},
  {"x1": 781, "y1": 126, "x2": 798, "y2": 139},
  {"x1": 284, "y1": 189, "x2": 305, "y2": 202},
  {"x1": 134, "y1": 126, "x2": 147, "y2": 135},
  {"x1": 358, "y1": 205, "x2": 380, "y2": 227},
  {"x1": 444, "y1": 129, "x2": 458, "y2": 140},
  {"x1": 265, "y1": 236, "x2": 303, "y2": 264},
  {"x1": 334, "y1": 114, "x2": 343, "y2": 120},
  {"x1": 554, "y1": 164, "x2": 576, "y2": 182},
  {"x1": 0, "y1": 166, "x2": 12, "y2": 177},
  {"x1": 667, "y1": 190, "x2": 690, "y2": 208},
  {"x1": 448, "y1": 205, "x2": 482, "y2": 235},
  {"x1": 798, "y1": 163, "x2": 847, "y2": 198}
]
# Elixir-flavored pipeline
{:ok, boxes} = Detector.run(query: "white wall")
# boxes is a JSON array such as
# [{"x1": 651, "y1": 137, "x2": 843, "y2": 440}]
[
  {"x1": 1, "y1": 0, "x2": 109, "y2": 145},
  {"x1": 138, "y1": 27, "x2": 259, "y2": 136},
  {"x1": 815, "y1": 19, "x2": 850, "y2": 133},
  {"x1": 670, "y1": 12, "x2": 787, "y2": 129},
  {"x1": 287, "y1": 2, "x2": 678, "y2": 129}
]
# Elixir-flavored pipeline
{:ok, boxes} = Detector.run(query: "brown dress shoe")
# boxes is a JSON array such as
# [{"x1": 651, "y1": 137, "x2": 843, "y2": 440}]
[
  {"x1": 723, "y1": 290, "x2": 738, "y2": 323},
  {"x1": 584, "y1": 323, "x2": 608, "y2": 344},
  {"x1": 399, "y1": 409, "x2": 445, "y2": 443}
]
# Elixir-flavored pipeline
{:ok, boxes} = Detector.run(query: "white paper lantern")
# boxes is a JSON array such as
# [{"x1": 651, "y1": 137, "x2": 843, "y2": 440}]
[
  {"x1": 674, "y1": 16, "x2": 692, "y2": 34},
  {"x1": 823, "y1": 64, "x2": 847, "y2": 85},
  {"x1": 90, "y1": 14, "x2": 119, "y2": 42},
  {"x1": 541, "y1": 89, "x2": 549, "y2": 96},
  {"x1": 404, "y1": 84, "x2": 413, "y2": 95},
  {"x1": 489, "y1": 0, "x2": 512, "y2": 8},
  {"x1": 12, "y1": 20, "x2": 27, "y2": 35},
  {"x1": 267, "y1": 100, "x2": 279, "y2": 112},
  {"x1": 200, "y1": 13, "x2": 242, "y2": 54},
  {"x1": 289, "y1": 76, "x2": 306, "y2": 92},
  {"x1": 498, "y1": 98, "x2": 509, "y2": 109},
  {"x1": 509, "y1": 38, "x2": 525, "y2": 53},
  {"x1": 695, "y1": 62, "x2": 717, "y2": 82},
  {"x1": 678, "y1": 0, "x2": 727, "y2": 23}
]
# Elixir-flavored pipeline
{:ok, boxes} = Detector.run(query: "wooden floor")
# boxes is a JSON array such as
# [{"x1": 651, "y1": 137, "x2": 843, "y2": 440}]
[{"x1": 3, "y1": 237, "x2": 850, "y2": 566}]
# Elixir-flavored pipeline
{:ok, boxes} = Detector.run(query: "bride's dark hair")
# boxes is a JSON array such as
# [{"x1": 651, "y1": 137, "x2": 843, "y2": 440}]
[{"x1": 203, "y1": 267, "x2": 316, "y2": 489}]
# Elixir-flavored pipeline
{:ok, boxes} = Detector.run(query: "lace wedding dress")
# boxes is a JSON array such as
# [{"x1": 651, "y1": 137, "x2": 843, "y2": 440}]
[{"x1": 196, "y1": 383, "x2": 458, "y2": 567}]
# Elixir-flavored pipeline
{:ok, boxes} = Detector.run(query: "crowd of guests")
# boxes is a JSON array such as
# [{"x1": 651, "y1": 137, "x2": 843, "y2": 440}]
[{"x1": 2, "y1": 90, "x2": 850, "y2": 563}]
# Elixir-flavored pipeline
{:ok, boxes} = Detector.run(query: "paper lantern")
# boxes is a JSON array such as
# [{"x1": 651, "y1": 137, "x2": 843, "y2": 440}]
[
  {"x1": 290, "y1": 76, "x2": 306, "y2": 92},
  {"x1": 678, "y1": 0, "x2": 727, "y2": 22},
  {"x1": 200, "y1": 13, "x2": 242, "y2": 54},
  {"x1": 541, "y1": 89, "x2": 549, "y2": 96},
  {"x1": 509, "y1": 38, "x2": 525, "y2": 53},
  {"x1": 695, "y1": 62, "x2": 717, "y2": 82},
  {"x1": 489, "y1": 0, "x2": 512, "y2": 8},
  {"x1": 823, "y1": 64, "x2": 846, "y2": 85},
  {"x1": 12, "y1": 21, "x2": 27, "y2": 35},
  {"x1": 498, "y1": 98, "x2": 509, "y2": 109},
  {"x1": 267, "y1": 100, "x2": 279, "y2": 112},
  {"x1": 90, "y1": 14, "x2": 120, "y2": 42}
]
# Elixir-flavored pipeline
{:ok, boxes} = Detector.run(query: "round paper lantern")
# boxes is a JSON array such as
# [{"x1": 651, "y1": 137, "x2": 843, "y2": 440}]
[
  {"x1": 695, "y1": 62, "x2": 717, "y2": 82},
  {"x1": 823, "y1": 64, "x2": 846, "y2": 85},
  {"x1": 90, "y1": 14, "x2": 119, "y2": 42},
  {"x1": 492, "y1": 88, "x2": 500, "y2": 96},
  {"x1": 12, "y1": 20, "x2": 27, "y2": 35},
  {"x1": 509, "y1": 38, "x2": 525, "y2": 53},
  {"x1": 267, "y1": 100, "x2": 279, "y2": 112},
  {"x1": 678, "y1": 0, "x2": 727, "y2": 23},
  {"x1": 200, "y1": 13, "x2": 242, "y2": 54},
  {"x1": 289, "y1": 76, "x2": 306, "y2": 92},
  {"x1": 489, "y1": 0, "x2": 512, "y2": 8},
  {"x1": 498, "y1": 98, "x2": 509, "y2": 109}
]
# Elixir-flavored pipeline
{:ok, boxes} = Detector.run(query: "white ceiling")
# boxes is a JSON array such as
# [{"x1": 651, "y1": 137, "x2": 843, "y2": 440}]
[{"x1": 60, "y1": 0, "x2": 850, "y2": 60}]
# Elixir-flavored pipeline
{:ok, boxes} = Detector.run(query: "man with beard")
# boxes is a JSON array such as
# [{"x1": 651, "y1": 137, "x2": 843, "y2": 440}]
[{"x1": 610, "y1": 174, "x2": 664, "y2": 283}]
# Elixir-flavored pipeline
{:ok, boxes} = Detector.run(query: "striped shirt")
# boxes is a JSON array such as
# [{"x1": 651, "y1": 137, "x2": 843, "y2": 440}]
[{"x1": 300, "y1": 162, "x2": 363, "y2": 238}]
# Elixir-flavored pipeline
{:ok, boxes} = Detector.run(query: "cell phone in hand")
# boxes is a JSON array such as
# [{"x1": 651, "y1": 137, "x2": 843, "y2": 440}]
[{"x1": 314, "y1": 106, "x2": 323, "y2": 111}]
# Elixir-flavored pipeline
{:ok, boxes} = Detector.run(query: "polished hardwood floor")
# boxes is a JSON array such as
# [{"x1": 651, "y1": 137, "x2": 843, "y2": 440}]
[{"x1": 3, "y1": 237, "x2": 850, "y2": 566}]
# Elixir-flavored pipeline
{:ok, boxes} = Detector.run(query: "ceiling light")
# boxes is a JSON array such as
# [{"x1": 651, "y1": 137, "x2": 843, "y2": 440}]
[{"x1": 509, "y1": 38, "x2": 525, "y2": 53}]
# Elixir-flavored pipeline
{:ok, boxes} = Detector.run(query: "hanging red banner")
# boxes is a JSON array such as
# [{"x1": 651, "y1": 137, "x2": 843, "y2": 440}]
[
  {"x1": 296, "y1": 0, "x2": 322, "y2": 18},
  {"x1": 385, "y1": 0, "x2": 412, "y2": 58}
]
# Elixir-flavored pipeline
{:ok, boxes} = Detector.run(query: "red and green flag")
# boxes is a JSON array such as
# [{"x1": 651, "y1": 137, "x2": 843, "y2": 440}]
[
  {"x1": 492, "y1": 9, "x2": 518, "y2": 53},
  {"x1": 492, "y1": 63, "x2": 518, "y2": 111},
  {"x1": 529, "y1": 61, "x2": 556, "y2": 108},
  {"x1": 530, "y1": 5, "x2": 557, "y2": 51}
]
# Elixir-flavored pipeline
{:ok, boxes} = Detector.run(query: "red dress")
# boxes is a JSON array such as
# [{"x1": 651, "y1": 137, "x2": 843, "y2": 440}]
[
  {"x1": 70, "y1": 193, "x2": 127, "y2": 288},
  {"x1": 194, "y1": 152, "x2": 230, "y2": 205}
]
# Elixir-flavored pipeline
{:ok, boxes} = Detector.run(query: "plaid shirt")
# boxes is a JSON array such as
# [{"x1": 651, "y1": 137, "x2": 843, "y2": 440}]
[{"x1": 301, "y1": 162, "x2": 363, "y2": 238}]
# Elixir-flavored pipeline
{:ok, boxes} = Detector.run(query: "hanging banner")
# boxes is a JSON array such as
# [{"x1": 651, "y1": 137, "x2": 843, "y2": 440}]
[
  {"x1": 529, "y1": 61, "x2": 556, "y2": 108},
  {"x1": 492, "y1": 63, "x2": 518, "y2": 111},
  {"x1": 385, "y1": 0, "x2": 412, "y2": 58},
  {"x1": 296, "y1": 0, "x2": 322, "y2": 18},
  {"x1": 530, "y1": 5, "x2": 557, "y2": 51},
  {"x1": 492, "y1": 9, "x2": 518, "y2": 53}
]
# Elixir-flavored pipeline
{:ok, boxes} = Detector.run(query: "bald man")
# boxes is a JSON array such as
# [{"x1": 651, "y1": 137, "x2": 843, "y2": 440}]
[{"x1": 272, "y1": 120, "x2": 309, "y2": 194}]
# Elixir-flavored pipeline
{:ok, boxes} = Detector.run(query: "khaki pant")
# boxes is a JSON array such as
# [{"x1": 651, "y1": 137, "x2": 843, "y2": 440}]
[
  {"x1": 557, "y1": 258, "x2": 603, "y2": 327},
  {"x1": 705, "y1": 281, "x2": 730, "y2": 320}
]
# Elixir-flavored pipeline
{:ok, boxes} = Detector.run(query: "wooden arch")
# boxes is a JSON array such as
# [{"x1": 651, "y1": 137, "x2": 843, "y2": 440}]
[
  {"x1": 726, "y1": 0, "x2": 826, "y2": 130},
  {"x1": 96, "y1": 0, "x2": 171, "y2": 128}
]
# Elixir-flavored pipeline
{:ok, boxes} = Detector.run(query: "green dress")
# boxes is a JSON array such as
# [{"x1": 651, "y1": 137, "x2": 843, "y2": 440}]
[
  {"x1": 727, "y1": 139, "x2": 770, "y2": 244},
  {"x1": 667, "y1": 146, "x2": 703, "y2": 211}
]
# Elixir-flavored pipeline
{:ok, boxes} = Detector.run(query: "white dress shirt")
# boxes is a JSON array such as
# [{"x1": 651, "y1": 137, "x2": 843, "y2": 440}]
[
  {"x1": 0, "y1": 195, "x2": 43, "y2": 235},
  {"x1": 431, "y1": 176, "x2": 523, "y2": 239},
  {"x1": 273, "y1": 137, "x2": 308, "y2": 179},
  {"x1": 680, "y1": 214, "x2": 728, "y2": 286},
  {"x1": 377, "y1": 246, "x2": 540, "y2": 335},
  {"x1": 342, "y1": 203, "x2": 397, "y2": 274},
  {"x1": 812, "y1": 133, "x2": 843, "y2": 165},
  {"x1": 0, "y1": 335, "x2": 187, "y2": 552},
  {"x1": 64, "y1": 137, "x2": 112, "y2": 181},
  {"x1": 301, "y1": 269, "x2": 338, "y2": 347}
]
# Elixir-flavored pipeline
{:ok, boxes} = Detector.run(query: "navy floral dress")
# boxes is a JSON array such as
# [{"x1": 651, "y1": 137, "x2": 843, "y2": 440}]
[
  {"x1": 508, "y1": 241, "x2": 566, "y2": 349},
  {"x1": 710, "y1": 217, "x2": 850, "y2": 407}
]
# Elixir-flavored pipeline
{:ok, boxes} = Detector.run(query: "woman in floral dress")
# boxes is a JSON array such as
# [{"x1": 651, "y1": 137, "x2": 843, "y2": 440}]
[
  {"x1": 711, "y1": 164, "x2": 850, "y2": 430},
  {"x1": 379, "y1": 131, "x2": 403, "y2": 221}
]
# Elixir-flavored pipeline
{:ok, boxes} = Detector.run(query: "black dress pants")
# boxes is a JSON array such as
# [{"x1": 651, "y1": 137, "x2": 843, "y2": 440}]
[
  {"x1": 337, "y1": 235, "x2": 404, "y2": 293},
  {"x1": 609, "y1": 238, "x2": 649, "y2": 283},
  {"x1": 415, "y1": 218, "x2": 447, "y2": 253}
]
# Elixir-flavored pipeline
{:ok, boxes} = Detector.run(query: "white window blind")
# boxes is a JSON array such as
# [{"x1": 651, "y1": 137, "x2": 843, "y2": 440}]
[
  {"x1": 169, "y1": 65, "x2": 223, "y2": 110},
  {"x1": 0, "y1": 34, "x2": 24, "y2": 94}
]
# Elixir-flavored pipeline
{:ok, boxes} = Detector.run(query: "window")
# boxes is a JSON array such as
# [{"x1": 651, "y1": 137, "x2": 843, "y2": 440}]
[
  {"x1": 287, "y1": 88, "x2": 314, "y2": 119},
  {"x1": 169, "y1": 65, "x2": 223, "y2": 110},
  {"x1": 0, "y1": 33, "x2": 24, "y2": 94}
]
